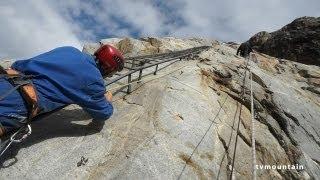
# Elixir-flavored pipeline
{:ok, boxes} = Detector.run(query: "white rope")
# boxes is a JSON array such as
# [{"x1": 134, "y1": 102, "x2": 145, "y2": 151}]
[{"x1": 250, "y1": 57, "x2": 257, "y2": 180}]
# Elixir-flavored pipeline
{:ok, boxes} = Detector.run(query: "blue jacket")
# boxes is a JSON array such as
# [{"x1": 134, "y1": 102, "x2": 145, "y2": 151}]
[{"x1": 0, "y1": 46, "x2": 113, "y2": 126}]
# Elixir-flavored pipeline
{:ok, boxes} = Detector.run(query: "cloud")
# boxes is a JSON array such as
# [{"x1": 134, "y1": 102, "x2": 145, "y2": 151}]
[
  {"x1": 50, "y1": 0, "x2": 320, "y2": 42},
  {"x1": 51, "y1": 0, "x2": 170, "y2": 37},
  {"x1": 1, "y1": 0, "x2": 319, "y2": 59},
  {"x1": 165, "y1": 0, "x2": 320, "y2": 41},
  {"x1": 0, "y1": 1, "x2": 81, "y2": 59}
]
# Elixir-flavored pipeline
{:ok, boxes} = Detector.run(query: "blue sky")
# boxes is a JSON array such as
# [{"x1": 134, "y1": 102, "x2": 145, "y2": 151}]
[{"x1": 0, "y1": 0, "x2": 319, "y2": 59}]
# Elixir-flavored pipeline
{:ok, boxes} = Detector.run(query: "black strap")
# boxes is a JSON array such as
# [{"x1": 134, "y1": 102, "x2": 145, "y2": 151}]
[
  {"x1": 0, "y1": 81, "x2": 29, "y2": 101},
  {"x1": 0, "y1": 73, "x2": 33, "y2": 101},
  {"x1": 0, "y1": 69, "x2": 36, "y2": 121}
]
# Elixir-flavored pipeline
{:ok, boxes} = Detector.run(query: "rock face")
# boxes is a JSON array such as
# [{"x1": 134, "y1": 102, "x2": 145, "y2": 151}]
[
  {"x1": 248, "y1": 17, "x2": 320, "y2": 66},
  {"x1": 0, "y1": 37, "x2": 320, "y2": 179},
  {"x1": 83, "y1": 37, "x2": 215, "y2": 57}
]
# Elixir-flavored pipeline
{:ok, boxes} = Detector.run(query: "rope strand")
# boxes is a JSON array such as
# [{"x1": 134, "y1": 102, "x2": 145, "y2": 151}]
[
  {"x1": 177, "y1": 95, "x2": 229, "y2": 180},
  {"x1": 250, "y1": 65, "x2": 257, "y2": 180},
  {"x1": 229, "y1": 56, "x2": 250, "y2": 180}
]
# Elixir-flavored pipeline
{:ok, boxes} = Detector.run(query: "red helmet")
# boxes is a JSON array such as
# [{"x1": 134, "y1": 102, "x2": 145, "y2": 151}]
[{"x1": 94, "y1": 44, "x2": 125, "y2": 76}]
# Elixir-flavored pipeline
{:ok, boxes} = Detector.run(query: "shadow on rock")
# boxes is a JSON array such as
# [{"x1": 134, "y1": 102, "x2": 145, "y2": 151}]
[{"x1": 0, "y1": 108, "x2": 101, "y2": 168}]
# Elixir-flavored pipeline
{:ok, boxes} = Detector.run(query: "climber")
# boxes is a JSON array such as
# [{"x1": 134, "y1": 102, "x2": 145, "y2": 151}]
[
  {"x1": 0, "y1": 44, "x2": 125, "y2": 138},
  {"x1": 237, "y1": 41, "x2": 253, "y2": 58}
]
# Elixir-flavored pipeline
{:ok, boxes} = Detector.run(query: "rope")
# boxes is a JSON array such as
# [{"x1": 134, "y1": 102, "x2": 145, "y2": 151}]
[
  {"x1": 216, "y1": 57, "x2": 251, "y2": 180},
  {"x1": 174, "y1": 55, "x2": 253, "y2": 179},
  {"x1": 216, "y1": 99, "x2": 240, "y2": 179},
  {"x1": 177, "y1": 94, "x2": 229, "y2": 180},
  {"x1": 229, "y1": 56, "x2": 250, "y2": 180},
  {"x1": 250, "y1": 65, "x2": 257, "y2": 180}
]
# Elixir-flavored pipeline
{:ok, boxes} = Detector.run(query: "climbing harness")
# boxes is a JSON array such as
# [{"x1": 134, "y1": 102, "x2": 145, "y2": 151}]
[
  {"x1": 0, "y1": 69, "x2": 40, "y2": 119},
  {"x1": 0, "y1": 68, "x2": 40, "y2": 158}
]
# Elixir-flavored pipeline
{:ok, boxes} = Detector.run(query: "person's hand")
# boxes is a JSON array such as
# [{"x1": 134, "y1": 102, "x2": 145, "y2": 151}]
[{"x1": 105, "y1": 91, "x2": 113, "y2": 102}]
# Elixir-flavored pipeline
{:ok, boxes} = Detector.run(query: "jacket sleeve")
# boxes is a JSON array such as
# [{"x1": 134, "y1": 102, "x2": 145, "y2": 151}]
[
  {"x1": 77, "y1": 80, "x2": 113, "y2": 121},
  {"x1": 83, "y1": 95, "x2": 113, "y2": 121}
]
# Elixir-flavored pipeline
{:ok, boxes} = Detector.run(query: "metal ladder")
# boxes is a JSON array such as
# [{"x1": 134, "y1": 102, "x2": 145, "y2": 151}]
[{"x1": 105, "y1": 46, "x2": 211, "y2": 94}]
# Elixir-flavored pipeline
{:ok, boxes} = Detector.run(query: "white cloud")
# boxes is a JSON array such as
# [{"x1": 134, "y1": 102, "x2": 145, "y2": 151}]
[
  {"x1": 166, "y1": 0, "x2": 320, "y2": 42},
  {"x1": 52, "y1": 0, "x2": 169, "y2": 37},
  {"x1": 0, "y1": 0, "x2": 319, "y2": 59},
  {"x1": 105, "y1": 0, "x2": 167, "y2": 35},
  {"x1": 0, "y1": 1, "x2": 81, "y2": 59}
]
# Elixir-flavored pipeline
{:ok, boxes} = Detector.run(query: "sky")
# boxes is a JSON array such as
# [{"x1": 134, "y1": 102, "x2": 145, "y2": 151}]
[{"x1": 0, "y1": 0, "x2": 319, "y2": 59}]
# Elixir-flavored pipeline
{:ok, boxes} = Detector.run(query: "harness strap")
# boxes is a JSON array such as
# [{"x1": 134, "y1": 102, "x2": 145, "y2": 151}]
[
  {"x1": 0, "y1": 81, "x2": 28, "y2": 101},
  {"x1": 0, "y1": 68, "x2": 38, "y2": 156},
  {"x1": 21, "y1": 84, "x2": 39, "y2": 120},
  {"x1": 4, "y1": 69, "x2": 40, "y2": 121}
]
